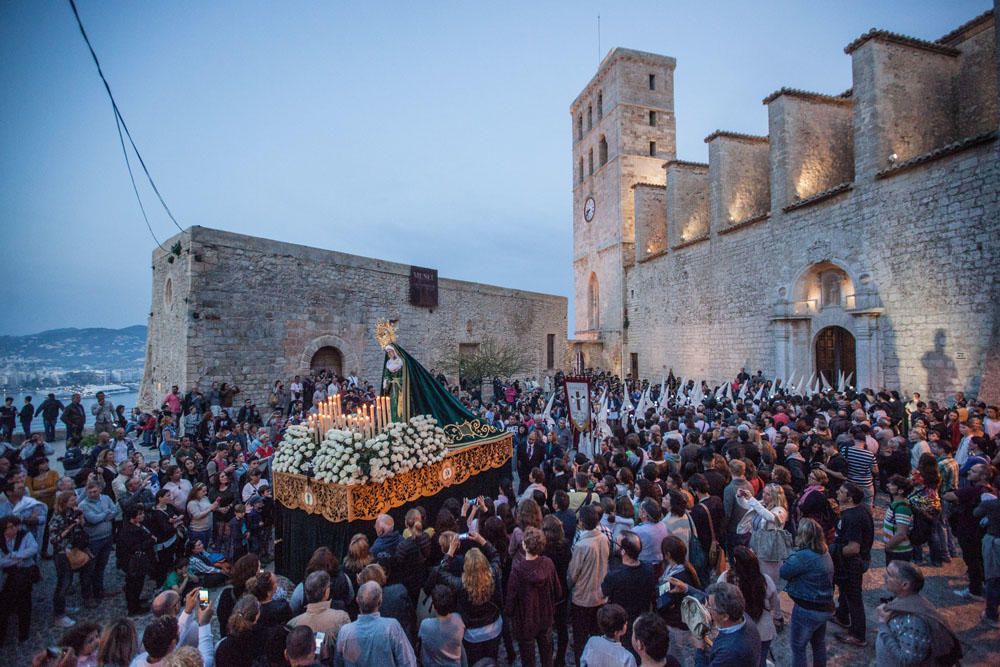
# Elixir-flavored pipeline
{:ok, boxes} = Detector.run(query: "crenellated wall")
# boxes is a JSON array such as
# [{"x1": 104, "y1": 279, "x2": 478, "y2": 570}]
[
  {"x1": 765, "y1": 90, "x2": 854, "y2": 210},
  {"x1": 621, "y1": 11, "x2": 1000, "y2": 401},
  {"x1": 633, "y1": 184, "x2": 667, "y2": 262},
  {"x1": 666, "y1": 161, "x2": 710, "y2": 248},
  {"x1": 706, "y1": 132, "x2": 771, "y2": 232}
]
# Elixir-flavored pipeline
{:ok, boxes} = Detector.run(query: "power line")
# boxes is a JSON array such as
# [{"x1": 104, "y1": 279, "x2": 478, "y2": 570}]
[
  {"x1": 67, "y1": 0, "x2": 184, "y2": 239},
  {"x1": 114, "y1": 109, "x2": 164, "y2": 250}
]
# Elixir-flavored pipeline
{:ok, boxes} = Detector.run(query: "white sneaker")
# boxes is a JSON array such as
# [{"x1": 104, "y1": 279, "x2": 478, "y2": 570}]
[{"x1": 54, "y1": 616, "x2": 76, "y2": 628}]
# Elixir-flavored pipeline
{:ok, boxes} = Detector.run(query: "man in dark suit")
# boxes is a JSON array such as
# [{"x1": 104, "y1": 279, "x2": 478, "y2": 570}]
[
  {"x1": 516, "y1": 429, "x2": 545, "y2": 493},
  {"x1": 62, "y1": 393, "x2": 87, "y2": 440}
]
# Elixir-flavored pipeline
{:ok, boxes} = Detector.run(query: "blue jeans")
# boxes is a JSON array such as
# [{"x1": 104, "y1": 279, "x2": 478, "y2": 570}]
[
  {"x1": 53, "y1": 552, "x2": 93, "y2": 616},
  {"x1": 790, "y1": 604, "x2": 832, "y2": 667},
  {"x1": 82, "y1": 536, "x2": 113, "y2": 600}
]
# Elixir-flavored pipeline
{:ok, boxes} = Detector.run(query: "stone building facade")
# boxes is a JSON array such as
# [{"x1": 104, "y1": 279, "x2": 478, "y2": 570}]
[
  {"x1": 572, "y1": 10, "x2": 1000, "y2": 401},
  {"x1": 139, "y1": 227, "x2": 567, "y2": 409}
]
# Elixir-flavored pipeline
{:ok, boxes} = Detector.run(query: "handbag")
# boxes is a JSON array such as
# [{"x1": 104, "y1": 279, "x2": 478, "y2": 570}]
[
  {"x1": 749, "y1": 523, "x2": 794, "y2": 562},
  {"x1": 66, "y1": 547, "x2": 92, "y2": 571},
  {"x1": 686, "y1": 514, "x2": 707, "y2": 571},
  {"x1": 736, "y1": 511, "x2": 755, "y2": 537}
]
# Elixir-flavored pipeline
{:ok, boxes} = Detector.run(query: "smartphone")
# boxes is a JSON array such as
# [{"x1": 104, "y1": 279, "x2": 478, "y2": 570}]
[
  {"x1": 46, "y1": 647, "x2": 64, "y2": 659},
  {"x1": 658, "y1": 580, "x2": 671, "y2": 596},
  {"x1": 198, "y1": 588, "x2": 210, "y2": 609},
  {"x1": 458, "y1": 533, "x2": 470, "y2": 540},
  {"x1": 314, "y1": 631, "x2": 325, "y2": 656}
]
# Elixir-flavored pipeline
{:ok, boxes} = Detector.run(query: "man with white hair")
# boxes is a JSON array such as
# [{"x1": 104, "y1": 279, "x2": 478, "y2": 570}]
[
  {"x1": 335, "y1": 581, "x2": 416, "y2": 667},
  {"x1": 370, "y1": 514, "x2": 401, "y2": 560}
]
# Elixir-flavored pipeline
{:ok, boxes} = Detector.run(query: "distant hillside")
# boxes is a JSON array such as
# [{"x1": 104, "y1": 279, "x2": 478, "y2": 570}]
[{"x1": 0, "y1": 326, "x2": 147, "y2": 371}]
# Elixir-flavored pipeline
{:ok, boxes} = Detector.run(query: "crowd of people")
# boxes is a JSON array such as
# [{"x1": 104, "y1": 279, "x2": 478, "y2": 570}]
[{"x1": 2, "y1": 367, "x2": 999, "y2": 667}]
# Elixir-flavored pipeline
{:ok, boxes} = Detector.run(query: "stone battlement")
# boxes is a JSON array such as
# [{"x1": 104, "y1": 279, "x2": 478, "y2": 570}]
[{"x1": 635, "y1": 11, "x2": 998, "y2": 259}]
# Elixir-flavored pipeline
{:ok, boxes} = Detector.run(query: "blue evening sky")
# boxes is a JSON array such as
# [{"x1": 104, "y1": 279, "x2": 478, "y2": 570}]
[{"x1": 0, "y1": 1, "x2": 988, "y2": 335}]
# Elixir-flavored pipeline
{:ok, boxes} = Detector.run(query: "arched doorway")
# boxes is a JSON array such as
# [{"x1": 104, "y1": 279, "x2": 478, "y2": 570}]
[
  {"x1": 815, "y1": 326, "x2": 856, "y2": 387},
  {"x1": 310, "y1": 346, "x2": 343, "y2": 376}
]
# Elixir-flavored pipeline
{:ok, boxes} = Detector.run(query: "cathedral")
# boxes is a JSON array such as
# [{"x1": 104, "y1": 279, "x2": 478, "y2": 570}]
[{"x1": 569, "y1": 10, "x2": 1000, "y2": 402}]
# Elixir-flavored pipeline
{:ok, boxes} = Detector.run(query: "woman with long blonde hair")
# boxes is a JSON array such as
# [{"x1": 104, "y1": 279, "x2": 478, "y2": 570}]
[{"x1": 434, "y1": 531, "x2": 504, "y2": 664}]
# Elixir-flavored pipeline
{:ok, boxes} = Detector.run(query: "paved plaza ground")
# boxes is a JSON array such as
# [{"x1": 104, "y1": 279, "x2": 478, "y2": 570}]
[{"x1": 2, "y1": 441, "x2": 998, "y2": 665}]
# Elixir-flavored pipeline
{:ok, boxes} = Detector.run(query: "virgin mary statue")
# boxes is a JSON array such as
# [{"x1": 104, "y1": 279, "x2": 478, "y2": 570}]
[{"x1": 377, "y1": 329, "x2": 502, "y2": 449}]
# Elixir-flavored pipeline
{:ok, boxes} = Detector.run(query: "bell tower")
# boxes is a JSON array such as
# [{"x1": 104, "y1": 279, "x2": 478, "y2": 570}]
[{"x1": 570, "y1": 48, "x2": 677, "y2": 371}]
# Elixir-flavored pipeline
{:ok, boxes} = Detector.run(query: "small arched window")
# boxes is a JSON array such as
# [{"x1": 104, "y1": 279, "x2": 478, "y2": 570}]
[
  {"x1": 587, "y1": 105, "x2": 593, "y2": 130},
  {"x1": 588, "y1": 273, "x2": 600, "y2": 330},
  {"x1": 597, "y1": 91, "x2": 603, "y2": 120},
  {"x1": 578, "y1": 157, "x2": 584, "y2": 184},
  {"x1": 588, "y1": 148, "x2": 594, "y2": 176},
  {"x1": 598, "y1": 136, "x2": 608, "y2": 166},
  {"x1": 576, "y1": 114, "x2": 583, "y2": 141}
]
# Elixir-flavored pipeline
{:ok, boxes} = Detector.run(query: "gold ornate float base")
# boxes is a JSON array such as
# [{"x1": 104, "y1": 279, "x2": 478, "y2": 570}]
[{"x1": 273, "y1": 434, "x2": 512, "y2": 523}]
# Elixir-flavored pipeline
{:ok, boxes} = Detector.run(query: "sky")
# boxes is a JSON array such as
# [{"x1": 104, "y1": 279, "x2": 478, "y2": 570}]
[{"x1": 0, "y1": 0, "x2": 989, "y2": 336}]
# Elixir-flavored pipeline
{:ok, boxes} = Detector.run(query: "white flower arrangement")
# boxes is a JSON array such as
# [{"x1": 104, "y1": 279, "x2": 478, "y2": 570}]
[{"x1": 274, "y1": 415, "x2": 449, "y2": 486}]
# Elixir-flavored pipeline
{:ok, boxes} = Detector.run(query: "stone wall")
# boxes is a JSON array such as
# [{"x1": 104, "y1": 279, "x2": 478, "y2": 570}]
[
  {"x1": 634, "y1": 184, "x2": 667, "y2": 262},
  {"x1": 765, "y1": 92, "x2": 853, "y2": 209},
  {"x1": 140, "y1": 227, "x2": 567, "y2": 408},
  {"x1": 707, "y1": 133, "x2": 771, "y2": 231},
  {"x1": 666, "y1": 162, "x2": 710, "y2": 247},
  {"x1": 622, "y1": 12, "x2": 1000, "y2": 402}
]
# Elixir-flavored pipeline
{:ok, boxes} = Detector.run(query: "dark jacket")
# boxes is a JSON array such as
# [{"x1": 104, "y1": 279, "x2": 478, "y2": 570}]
[
  {"x1": 116, "y1": 521, "x2": 154, "y2": 575},
  {"x1": 35, "y1": 398, "x2": 64, "y2": 421},
  {"x1": 395, "y1": 532, "x2": 430, "y2": 602},
  {"x1": 694, "y1": 615, "x2": 761, "y2": 667},
  {"x1": 504, "y1": 555, "x2": 561, "y2": 639},
  {"x1": 436, "y1": 542, "x2": 503, "y2": 631},
  {"x1": 371, "y1": 530, "x2": 402, "y2": 560},
  {"x1": 62, "y1": 403, "x2": 86, "y2": 428}
]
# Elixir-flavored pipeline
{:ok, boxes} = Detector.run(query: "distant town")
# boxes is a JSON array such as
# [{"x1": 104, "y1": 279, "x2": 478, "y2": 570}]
[{"x1": 0, "y1": 325, "x2": 145, "y2": 399}]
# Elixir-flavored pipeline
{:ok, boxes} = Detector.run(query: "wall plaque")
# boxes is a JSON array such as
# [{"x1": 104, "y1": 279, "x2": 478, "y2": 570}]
[{"x1": 410, "y1": 266, "x2": 438, "y2": 308}]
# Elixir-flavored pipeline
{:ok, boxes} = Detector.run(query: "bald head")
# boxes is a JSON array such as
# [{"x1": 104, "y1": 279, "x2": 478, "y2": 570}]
[
  {"x1": 152, "y1": 590, "x2": 180, "y2": 617},
  {"x1": 357, "y1": 581, "x2": 383, "y2": 614},
  {"x1": 375, "y1": 514, "x2": 394, "y2": 536}
]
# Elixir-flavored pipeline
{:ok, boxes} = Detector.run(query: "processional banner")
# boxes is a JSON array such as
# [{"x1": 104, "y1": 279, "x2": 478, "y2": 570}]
[{"x1": 563, "y1": 376, "x2": 592, "y2": 432}]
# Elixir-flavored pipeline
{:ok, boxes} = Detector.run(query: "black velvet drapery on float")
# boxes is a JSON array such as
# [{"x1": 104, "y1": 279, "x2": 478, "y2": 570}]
[
  {"x1": 275, "y1": 457, "x2": 507, "y2": 578},
  {"x1": 273, "y1": 329, "x2": 513, "y2": 577}
]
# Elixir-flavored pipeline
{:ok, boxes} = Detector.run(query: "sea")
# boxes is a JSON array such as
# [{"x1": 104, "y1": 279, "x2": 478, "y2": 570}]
[{"x1": 6, "y1": 390, "x2": 141, "y2": 431}]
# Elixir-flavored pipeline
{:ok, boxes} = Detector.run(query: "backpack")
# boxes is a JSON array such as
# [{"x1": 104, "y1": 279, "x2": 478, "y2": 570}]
[{"x1": 908, "y1": 504, "x2": 938, "y2": 547}]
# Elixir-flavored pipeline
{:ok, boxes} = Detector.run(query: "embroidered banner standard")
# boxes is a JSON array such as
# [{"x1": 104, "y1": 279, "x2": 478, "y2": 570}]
[{"x1": 563, "y1": 376, "x2": 592, "y2": 432}]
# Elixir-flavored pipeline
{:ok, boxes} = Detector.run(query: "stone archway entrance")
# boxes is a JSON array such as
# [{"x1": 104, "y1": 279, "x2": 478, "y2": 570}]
[
  {"x1": 815, "y1": 326, "x2": 856, "y2": 387},
  {"x1": 310, "y1": 346, "x2": 343, "y2": 376}
]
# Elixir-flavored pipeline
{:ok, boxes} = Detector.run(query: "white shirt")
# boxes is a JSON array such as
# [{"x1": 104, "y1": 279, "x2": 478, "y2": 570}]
[
  {"x1": 242, "y1": 480, "x2": 265, "y2": 503},
  {"x1": 163, "y1": 479, "x2": 192, "y2": 512},
  {"x1": 113, "y1": 439, "x2": 131, "y2": 464}
]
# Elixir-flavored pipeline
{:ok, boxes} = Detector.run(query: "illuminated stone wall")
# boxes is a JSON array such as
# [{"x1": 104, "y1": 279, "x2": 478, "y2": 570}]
[
  {"x1": 622, "y1": 11, "x2": 1000, "y2": 401},
  {"x1": 140, "y1": 227, "x2": 567, "y2": 409},
  {"x1": 665, "y1": 161, "x2": 709, "y2": 248}
]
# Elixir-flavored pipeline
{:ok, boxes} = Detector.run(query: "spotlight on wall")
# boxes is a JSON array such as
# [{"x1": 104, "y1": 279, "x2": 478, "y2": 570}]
[{"x1": 888, "y1": 153, "x2": 898, "y2": 163}]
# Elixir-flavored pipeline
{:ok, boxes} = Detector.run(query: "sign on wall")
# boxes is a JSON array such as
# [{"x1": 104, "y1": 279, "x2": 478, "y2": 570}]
[{"x1": 410, "y1": 266, "x2": 438, "y2": 308}]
